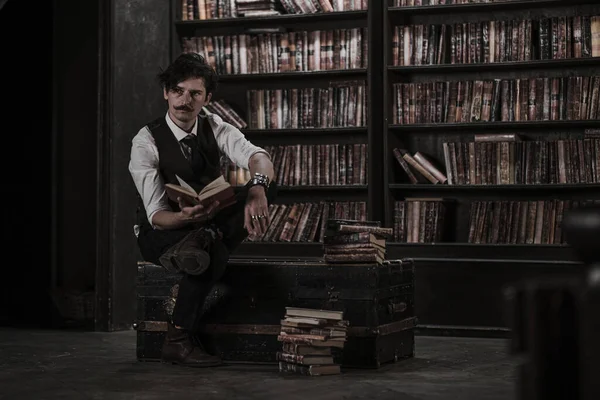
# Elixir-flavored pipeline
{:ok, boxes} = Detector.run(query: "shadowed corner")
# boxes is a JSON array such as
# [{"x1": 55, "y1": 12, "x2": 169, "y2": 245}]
[{"x1": 562, "y1": 204, "x2": 600, "y2": 266}]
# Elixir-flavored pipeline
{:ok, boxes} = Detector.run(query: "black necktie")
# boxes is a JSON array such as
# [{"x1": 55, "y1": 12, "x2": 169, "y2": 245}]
[{"x1": 181, "y1": 134, "x2": 205, "y2": 178}]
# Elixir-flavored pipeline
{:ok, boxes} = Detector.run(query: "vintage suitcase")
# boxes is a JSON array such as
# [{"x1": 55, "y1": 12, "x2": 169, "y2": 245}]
[{"x1": 135, "y1": 257, "x2": 416, "y2": 368}]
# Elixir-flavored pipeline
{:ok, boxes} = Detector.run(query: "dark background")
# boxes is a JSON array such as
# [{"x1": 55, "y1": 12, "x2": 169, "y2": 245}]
[
  {"x1": 0, "y1": 0, "x2": 54, "y2": 327},
  {"x1": 0, "y1": 0, "x2": 169, "y2": 330}
]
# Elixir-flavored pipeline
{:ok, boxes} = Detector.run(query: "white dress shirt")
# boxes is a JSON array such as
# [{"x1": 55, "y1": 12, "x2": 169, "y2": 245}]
[{"x1": 129, "y1": 108, "x2": 269, "y2": 232}]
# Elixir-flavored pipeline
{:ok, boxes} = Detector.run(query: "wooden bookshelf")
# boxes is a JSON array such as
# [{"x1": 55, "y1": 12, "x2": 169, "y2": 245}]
[
  {"x1": 167, "y1": 0, "x2": 600, "y2": 335},
  {"x1": 168, "y1": 0, "x2": 600, "y2": 257},
  {"x1": 383, "y1": 0, "x2": 600, "y2": 258},
  {"x1": 171, "y1": 0, "x2": 377, "y2": 250}
]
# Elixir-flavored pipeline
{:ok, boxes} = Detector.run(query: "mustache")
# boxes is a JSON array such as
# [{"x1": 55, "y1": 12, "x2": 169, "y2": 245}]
[{"x1": 175, "y1": 104, "x2": 193, "y2": 111}]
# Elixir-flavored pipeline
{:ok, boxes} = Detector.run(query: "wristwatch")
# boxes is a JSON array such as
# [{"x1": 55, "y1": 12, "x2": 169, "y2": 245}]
[{"x1": 248, "y1": 172, "x2": 271, "y2": 192}]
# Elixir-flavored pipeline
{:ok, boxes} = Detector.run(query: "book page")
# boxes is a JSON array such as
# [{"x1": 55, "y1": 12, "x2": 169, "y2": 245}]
[
  {"x1": 176, "y1": 175, "x2": 198, "y2": 195},
  {"x1": 198, "y1": 176, "x2": 230, "y2": 200}
]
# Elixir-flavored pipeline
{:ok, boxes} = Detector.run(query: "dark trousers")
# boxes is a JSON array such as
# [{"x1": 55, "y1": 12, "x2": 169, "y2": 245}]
[{"x1": 137, "y1": 183, "x2": 277, "y2": 331}]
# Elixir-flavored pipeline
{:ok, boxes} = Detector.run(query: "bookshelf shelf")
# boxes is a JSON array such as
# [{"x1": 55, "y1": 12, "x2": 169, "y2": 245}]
[
  {"x1": 388, "y1": 120, "x2": 600, "y2": 133},
  {"x1": 386, "y1": 242, "x2": 580, "y2": 262},
  {"x1": 242, "y1": 127, "x2": 368, "y2": 136},
  {"x1": 278, "y1": 185, "x2": 368, "y2": 192},
  {"x1": 388, "y1": 58, "x2": 600, "y2": 75},
  {"x1": 388, "y1": 0, "x2": 575, "y2": 16},
  {"x1": 389, "y1": 183, "x2": 600, "y2": 193},
  {"x1": 175, "y1": 10, "x2": 368, "y2": 32},
  {"x1": 218, "y1": 69, "x2": 368, "y2": 83}
]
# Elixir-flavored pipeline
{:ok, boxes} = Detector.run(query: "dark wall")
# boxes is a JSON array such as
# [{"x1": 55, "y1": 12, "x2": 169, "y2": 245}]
[
  {"x1": 0, "y1": 0, "x2": 53, "y2": 326},
  {"x1": 95, "y1": 0, "x2": 170, "y2": 330},
  {"x1": 54, "y1": 0, "x2": 99, "y2": 293}
]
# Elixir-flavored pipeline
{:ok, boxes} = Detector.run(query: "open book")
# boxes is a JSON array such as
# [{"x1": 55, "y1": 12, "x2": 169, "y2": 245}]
[{"x1": 165, "y1": 175, "x2": 237, "y2": 214}]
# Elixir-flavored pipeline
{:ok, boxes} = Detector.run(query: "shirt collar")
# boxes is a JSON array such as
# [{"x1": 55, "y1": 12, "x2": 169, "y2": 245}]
[{"x1": 165, "y1": 111, "x2": 198, "y2": 142}]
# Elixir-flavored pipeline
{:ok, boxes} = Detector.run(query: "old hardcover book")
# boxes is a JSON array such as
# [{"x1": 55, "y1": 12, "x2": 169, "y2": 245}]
[
  {"x1": 324, "y1": 252, "x2": 384, "y2": 264},
  {"x1": 332, "y1": 224, "x2": 393, "y2": 238},
  {"x1": 164, "y1": 175, "x2": 236, "y2": 211},
  {"x1": 276, "y1": 352, "x2": 334, "y2": 366},
  {"x1": 285, "y1": 307, "x2": 343, "y2": 321},
  {"x1": 277, "y1": 334, "x2": 345, "y2": 348},
  {"x1": 278, "y1": 361, "x2": 341, "y2": 376},
  {"x1": 282, "y1": 343, "x2": 332, "y2": 356}
]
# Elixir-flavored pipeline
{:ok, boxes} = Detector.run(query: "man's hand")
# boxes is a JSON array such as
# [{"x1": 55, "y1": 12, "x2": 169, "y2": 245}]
[
  {"x1": 244, "y1": 186, "x2": 270, "y2": 237},
  {"x1": 177, "y1": 197, "x2": 220, "y2": 223}
]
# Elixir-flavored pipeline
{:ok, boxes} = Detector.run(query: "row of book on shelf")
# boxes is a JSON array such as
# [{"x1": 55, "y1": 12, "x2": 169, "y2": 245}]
[
  {"x1": 467, "y1": 199, "x2": 580, "y2": 245},
  {"x1": 211, "y1": 77, "x2": 599, "y2": 130},
  {"x1": 221, "y1": 144, "x2": 368, "y2": 186},
  {"x1": 394, "y1": 130, "x2": 600, "y2": 185},
  {"x1": 393, "y1": 199, "x2": 599, "y2": 245},
  {"x1": 246, "y1": 201, "x2": 367, "y2": 243},
  {"x1": 181, "y1": 0, "x2": 367, "y2": 21},
  {"x1": 204, "y1": 77, "x2": 599, "y2": 128},
  {"x1": 393, "y1": 76, "x2": 600, "y2": 124},
  {"x1": 239, "y1": 198, "x2": 599, "y2": 245},
  {"x1": 181, "y1": 27, "x2": 368, "y2": 75},
  {"x1": 179, "y1": 15, "x2": 600, "y2": 75},
  {"x1": 279, "y1": 0, "x2": 367, "y2": 14},
  {"x1": 246, "y1": 83, "x2": 366, "y2": 129},
  {"x1": 204, "y1": 81, "x2": 367, "y2": 130},
  {"x1": 221, "y1": 136, "x2": 600, "y2": 188},
  {"x1": 392, "y1": 15, "x2": 600, "y2": 66},
  {"x1": 266, "y1": 144, "x2": 367, "y2": 185}
]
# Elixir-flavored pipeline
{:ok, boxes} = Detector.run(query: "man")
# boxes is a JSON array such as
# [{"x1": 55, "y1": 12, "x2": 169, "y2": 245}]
[{"x1": 129, "y1": 52, "x2": 276, "y2": 367}]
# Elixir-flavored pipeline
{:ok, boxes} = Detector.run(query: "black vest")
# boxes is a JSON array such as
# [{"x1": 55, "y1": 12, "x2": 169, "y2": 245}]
[{"x1": 136, "y1": 115, "x2": 222, "y2": 227}]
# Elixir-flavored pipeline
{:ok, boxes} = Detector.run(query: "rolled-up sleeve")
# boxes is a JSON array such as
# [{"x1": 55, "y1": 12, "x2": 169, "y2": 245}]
[
  {"x1": 209, "y1": 114, "x2": 270, "y2": 169},
  {"x1": 128, "y1": 128, "x2": 171, "y2": 225}
]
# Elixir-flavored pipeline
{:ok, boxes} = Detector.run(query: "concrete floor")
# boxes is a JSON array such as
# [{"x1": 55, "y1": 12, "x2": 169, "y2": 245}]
[{"x1": 0, "y1": 328, "x2": 517, "y2": 400}]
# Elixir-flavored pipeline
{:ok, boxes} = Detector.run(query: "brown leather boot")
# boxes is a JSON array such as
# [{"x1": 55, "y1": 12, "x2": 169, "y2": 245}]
[
  {"x1": 159, "y1": 229, "x2": 214, "y2": 275},
  {"x1": 161, "y1": 322, "x2": 223, "y2": 367}
]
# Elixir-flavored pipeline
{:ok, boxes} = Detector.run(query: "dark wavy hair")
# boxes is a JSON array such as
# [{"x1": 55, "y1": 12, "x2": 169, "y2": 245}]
[{"x1": 157, "y1": 53, "x2": 218, "y2": 97}]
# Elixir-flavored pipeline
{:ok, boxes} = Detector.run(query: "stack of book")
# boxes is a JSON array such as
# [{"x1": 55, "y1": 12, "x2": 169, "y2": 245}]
[
  {"x1": 277, "y1": 307, "x2": 348, "y2": 376},
  {"x1": 322, "y1": 219, "x2": 393, "y2": 264},
  {"x1": 392, "y1": 147, "x2": 448, "y2": 185},
  {"x1": 236, "y1": 0, "x2": 281, "y2": 17}
]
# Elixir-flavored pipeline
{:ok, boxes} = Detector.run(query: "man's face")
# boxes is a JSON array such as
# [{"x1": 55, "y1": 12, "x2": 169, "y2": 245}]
[{"x1": 164, "y1": 77, "x2": 212, "y2": 125}]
